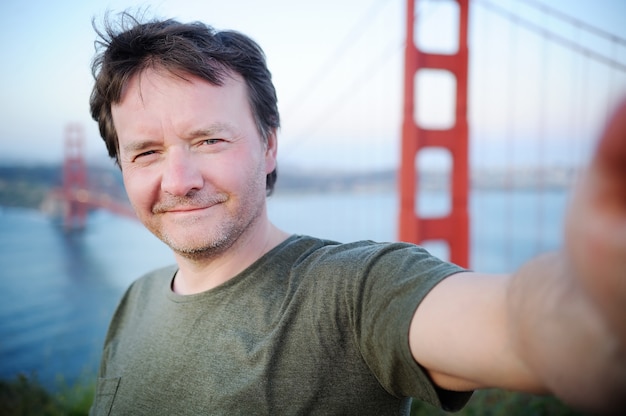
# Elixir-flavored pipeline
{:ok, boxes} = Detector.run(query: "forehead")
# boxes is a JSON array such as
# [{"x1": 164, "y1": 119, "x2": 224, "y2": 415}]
[
  {"x1": 118, "y1": 67, "x2": 247, "y2": 108},
  {"x1": 112, "y1": 68, "x2": 253, "y2": 136}
]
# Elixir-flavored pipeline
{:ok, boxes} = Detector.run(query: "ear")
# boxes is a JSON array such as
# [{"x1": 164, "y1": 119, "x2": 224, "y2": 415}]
[{"x1": 264, "y1": 128, "x2": 278, "y2": 174}]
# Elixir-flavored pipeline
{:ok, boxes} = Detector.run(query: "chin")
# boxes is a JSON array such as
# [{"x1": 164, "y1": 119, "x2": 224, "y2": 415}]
[
  {"x1": 172, "y1": 246, "x2": 222, "y2": 261},
  {"x1": 163, "y1": 233, "x2": 235, "y2": 260}
]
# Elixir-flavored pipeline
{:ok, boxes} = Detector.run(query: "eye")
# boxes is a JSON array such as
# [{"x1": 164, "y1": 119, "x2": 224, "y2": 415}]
[
  {"x1": 132, "y1": 150, "x2": 158, "y2": 162},
  {"x1": 202, "y1": 138, "x2": 223, "y2": 145}
]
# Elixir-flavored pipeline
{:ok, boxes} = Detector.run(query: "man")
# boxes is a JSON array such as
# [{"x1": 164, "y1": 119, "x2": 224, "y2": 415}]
[{"x1": 89, "y1": 13, "x2": 626, "y2": 415}]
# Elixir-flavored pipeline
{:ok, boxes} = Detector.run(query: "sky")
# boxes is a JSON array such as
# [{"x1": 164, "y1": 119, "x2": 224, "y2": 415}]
[{"x1": 0, "y1": 0, "x2": 625, "y2": 171}]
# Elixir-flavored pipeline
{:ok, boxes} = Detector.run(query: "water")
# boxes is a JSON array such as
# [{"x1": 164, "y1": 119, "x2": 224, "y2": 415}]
[
  {"x1": 0, "y1": 209, "x2": 173, "y2": 389},
  {"x1": 0, "y1": 188, "x2": 571, "y2": 390}
]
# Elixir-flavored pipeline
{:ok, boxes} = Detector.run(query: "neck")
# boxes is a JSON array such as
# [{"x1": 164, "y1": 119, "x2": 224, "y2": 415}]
[{"x1": 171, "y1": 220, "x2": 289, "y2": 295}]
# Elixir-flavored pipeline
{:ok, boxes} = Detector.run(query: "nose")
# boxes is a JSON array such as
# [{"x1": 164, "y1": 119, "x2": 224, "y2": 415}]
[{"x1": 161, "y1": 148, "x2": 204, "y2": 196}]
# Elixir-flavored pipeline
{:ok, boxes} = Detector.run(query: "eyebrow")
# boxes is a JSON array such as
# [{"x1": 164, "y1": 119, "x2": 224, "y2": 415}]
[
  {"x1": 121, "y1": 139, "x2": 162, "y2": 156},
  {"x1": 183, "y1": 122, "x2": 237, "y2": 140},
  {"x1": 121, "y1": 122, "x2": 238, "y2": 155}
]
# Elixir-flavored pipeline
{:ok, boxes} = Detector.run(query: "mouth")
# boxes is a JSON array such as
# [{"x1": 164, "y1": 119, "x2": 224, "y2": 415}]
[
  {"x1": 166, "y1": 205, "x2": 216, "y2": 213},
  {"x1": 153, "y1": 195, "x2": 228, "y2": 215}
]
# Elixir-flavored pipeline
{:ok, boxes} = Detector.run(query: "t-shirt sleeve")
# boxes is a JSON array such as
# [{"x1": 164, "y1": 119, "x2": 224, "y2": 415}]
[{"x1": 348, "y1": 241, "x2": 472, "y2": 411}]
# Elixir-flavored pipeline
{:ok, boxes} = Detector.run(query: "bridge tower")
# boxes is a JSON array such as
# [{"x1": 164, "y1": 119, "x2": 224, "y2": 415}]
[
  {"x1": 399, "y1": 0, "x2": 470, "y2": 267},
  {"x1": 62, "y1": 124, "x2": 88, "y2": 230}
]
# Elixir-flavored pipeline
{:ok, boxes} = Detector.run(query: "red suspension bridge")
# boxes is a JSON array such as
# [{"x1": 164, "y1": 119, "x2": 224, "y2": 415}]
[
  {"x1": 41, "y1": 124, "x2": 135, "y2": 230},
  {"x1": 45, "y1": 0, "x2": 626, "y2": 271}
]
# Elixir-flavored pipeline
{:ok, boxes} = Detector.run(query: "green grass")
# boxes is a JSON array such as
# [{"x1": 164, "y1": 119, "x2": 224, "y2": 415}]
[
  {"x1": 0, "y1": 374, "x2": 94, "y2": 416},
  {"x1": 411, "y1": 389, "x2": 589, "y2": 415}
]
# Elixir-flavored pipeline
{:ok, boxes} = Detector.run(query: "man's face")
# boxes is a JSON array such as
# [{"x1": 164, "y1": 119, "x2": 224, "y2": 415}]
[{"x1": 111, "y1": 68, "x2": 277, "y2": 259}]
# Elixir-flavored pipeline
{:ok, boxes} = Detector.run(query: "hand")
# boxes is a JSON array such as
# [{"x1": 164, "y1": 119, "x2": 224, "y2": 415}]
[{"x1": 565, "y1": 96, "x2": 626, "y2": 347}]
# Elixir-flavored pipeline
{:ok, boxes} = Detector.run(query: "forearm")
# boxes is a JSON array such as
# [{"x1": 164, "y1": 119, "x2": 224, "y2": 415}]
[{"x1": 507, "y1": 251, "x2": 626, "y2": 414}]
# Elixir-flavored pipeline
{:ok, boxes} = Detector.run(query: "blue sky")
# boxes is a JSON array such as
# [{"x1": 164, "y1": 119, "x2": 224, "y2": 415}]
[{"x1": 1, "y1": 0, "x2": 625, "y2": 171}]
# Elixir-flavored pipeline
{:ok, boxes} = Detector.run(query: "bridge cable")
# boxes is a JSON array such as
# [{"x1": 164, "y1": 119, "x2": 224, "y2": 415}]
[
  {"x1": 475, "y1": 0, "x2": 626, "y2": 73},
  {"x1": 281, "y1": 0, "x2": 391, "y2": 122},
  {"x1": 514, "y1": 0, "x2": 626, "y2": 46},
  {"x1": 281, "y1": 37, "x2": 405, "y2": 160}
]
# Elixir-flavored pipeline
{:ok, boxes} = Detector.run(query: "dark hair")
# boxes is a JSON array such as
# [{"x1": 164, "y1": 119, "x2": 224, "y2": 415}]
[{"x1": 90, "y1": 13, "x2": 279, "y2": 194}]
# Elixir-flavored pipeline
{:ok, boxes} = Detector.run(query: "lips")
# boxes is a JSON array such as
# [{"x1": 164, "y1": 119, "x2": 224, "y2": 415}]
[{"x1": 165, "y1": 205, "x2": 213, "y2": 213}]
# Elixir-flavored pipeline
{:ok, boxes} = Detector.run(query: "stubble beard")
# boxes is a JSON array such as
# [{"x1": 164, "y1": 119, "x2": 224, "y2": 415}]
[
  {"x1": 161, "y1": 203, "x2": 262, "y2": 262},
  {"x1": 149, "y1": 174, "x2": 267, "y2": 262}
]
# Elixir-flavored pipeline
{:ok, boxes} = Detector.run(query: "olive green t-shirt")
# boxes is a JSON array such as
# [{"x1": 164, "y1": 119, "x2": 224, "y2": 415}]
[{"x1": 91, "y1": 235, "x2": 471, "y2": 415}]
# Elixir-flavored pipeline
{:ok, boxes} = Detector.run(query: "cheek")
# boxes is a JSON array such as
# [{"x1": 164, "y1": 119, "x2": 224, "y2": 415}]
[
  {"x1": 217, "y1": 146, "x2": 266, "y2": 184},
  {"x1": 122, "y1": 169, "x2": 156, "y2": 210}
]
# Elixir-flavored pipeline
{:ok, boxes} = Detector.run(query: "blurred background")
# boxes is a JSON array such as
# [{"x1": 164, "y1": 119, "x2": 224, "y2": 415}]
[{"x1": 1, "y1": 0, "x2": 625, "y2": 413}]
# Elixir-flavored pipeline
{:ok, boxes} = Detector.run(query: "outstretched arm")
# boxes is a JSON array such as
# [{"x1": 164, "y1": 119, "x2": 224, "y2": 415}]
[{"x1": 410, "y1": 97, "x2": 626, "y2": 415}]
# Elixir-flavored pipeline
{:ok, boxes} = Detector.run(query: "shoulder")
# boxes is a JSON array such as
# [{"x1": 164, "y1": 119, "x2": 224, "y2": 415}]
[
  {"x1": 280, "y1": 235, "x2": 462, "y2": 276},
  {"x1": 105, "y1": 264, "x2": 177, "y2": 332},
  {"x1": 271, "y1": 235, "x2": 464, "y2": 299},
  {"x1": 119, "y1": 264, "x2": 178, "y2": 305}
]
